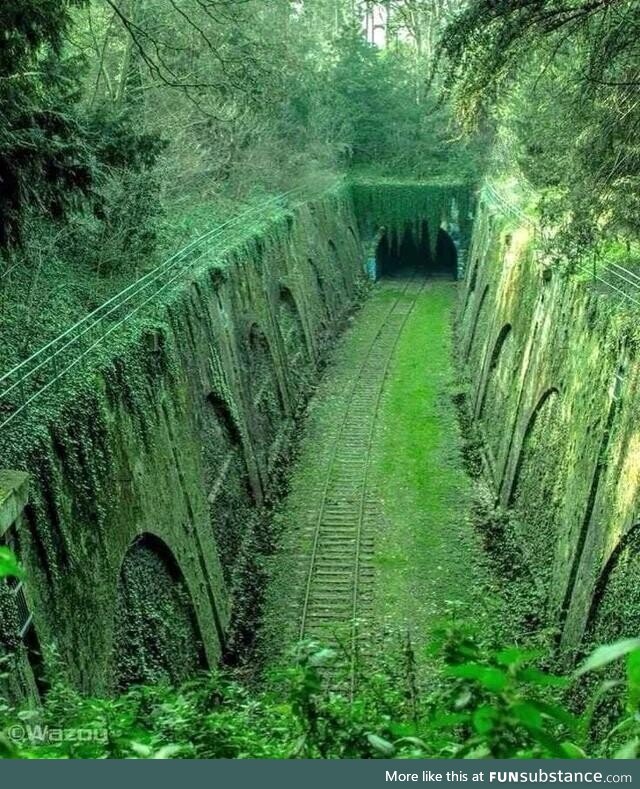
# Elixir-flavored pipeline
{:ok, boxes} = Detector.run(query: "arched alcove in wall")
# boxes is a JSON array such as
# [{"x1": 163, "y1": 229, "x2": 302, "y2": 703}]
[
  {"x1": 278, "y1": 284, "x2": 308, "y2": 361},
  {"x1": 461, "y1": 257, "x2": 480, "y2": 323},
  {"x1": 507, "y1": 388, "x2": 564, "y2": 594},
  {"x1": 206, "y1": 391, "x2": 242, "y2": 448},
  {"x1": 308, "y1": 258, "x2": 331, "y2": 324},
  {"x1": 465, "y1": 285, "x2": 490, "y2": 363},
  {"x1": 477, "y1": 324, "x2": 515, "y2": 465},
  {"x1": 584, "y1": 523, "x2": 640, "y2": 646},
  {"x1": 202, "y1": 388, "x2": 254, "y2": 580},
  {"x1": 111, "y1": 533, "x2": 207, "y2": 692},
  {"x1": 247, "y1": 323, "x2": 283, "y2": 463},
  {"x1": 469, "y1": 258, "x2": 479, "y2": 296},
  {"x1": 478, "y1": 324, "x2": 514, "y2": 417},
  {"x1": 508, "y1": 388, "x2": 561, "y2": 506},
  {"x1": 558, "y1": 382, "x2": 625, "y2": 626},
  {"x1": 327, "y1": 239, "x2": 349, "y2": 295}
]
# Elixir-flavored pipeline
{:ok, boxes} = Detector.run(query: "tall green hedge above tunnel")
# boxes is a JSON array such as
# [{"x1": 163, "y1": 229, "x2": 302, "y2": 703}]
[{"x1": 349, "y1": 177, "x2": 475, "y2": 252}]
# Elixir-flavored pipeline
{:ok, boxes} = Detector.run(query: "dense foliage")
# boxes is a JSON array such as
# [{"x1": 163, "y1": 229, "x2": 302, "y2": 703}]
[
  {"x1": 1, "y1": 543, "x2": 638, "y2": 760},
  {"x1": 439, "y1": 0, "x2": 640, "y2": 260},
  {"x1": 3, "y1": 0, "x2": 640, "y2": 764},
  {"x1": 2, "y1": 625, "x2": 640, "y2": 758},
  {"x1": 0, "y1": 0, "x2": 481, "y2": 372},
  {"x1": 0, "y1": 0, "x2": 163, "y2": 249},
  {"x1": 0, "y1": 1, "x2": 475, "y2": 265}
]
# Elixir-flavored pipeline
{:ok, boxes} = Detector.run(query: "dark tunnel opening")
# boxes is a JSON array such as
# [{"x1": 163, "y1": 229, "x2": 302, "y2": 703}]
[{"x1": 375, "y1": 222, "x2": 457, "y2": 280}]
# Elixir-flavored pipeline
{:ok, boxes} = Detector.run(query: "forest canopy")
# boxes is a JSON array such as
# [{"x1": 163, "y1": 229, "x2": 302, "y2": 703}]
[
  {"x1": 0, "y1": 1, "x2": 476, "y2": 265},
  {"x1": 1, "y1": 0, "x2": 638, "y2": 321},
  {"x1": 438, "y1": 0, "x2": 640, "y2": 257}
]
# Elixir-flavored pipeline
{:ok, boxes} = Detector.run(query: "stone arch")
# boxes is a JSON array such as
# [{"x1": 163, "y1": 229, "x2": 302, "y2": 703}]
[
  {"x1": 278, "y1": 284, "x2": 308, "y2": 361},
  {"x1": 477, "y1": 323, "x2": 514, "y2": 421},
  {"x1": 246, "y1": 323, "x2": 284, "y2": 465},
  {"x1": 584, "y1": 523, "x2": 640, "y2": 646},
  {"x1": 558, "y1": 377, "x2": 626, "y2": 628},
  {"x1": 202, "y1": 389, "x2": 255, "y2": 579},
  {"x1": 247, "y1": 323, "x2": 279, "y2": 397},
  {"x1": 465, "y1": 285, "x2": 490, "y2": 362},
  {"x1": 461, "y1": 257, "x2": 480, "y2": 320},
  {"x1": 468, "y1": 258, "x2": 479, "y2": 295},
  {"x1": 206, "y1": 391, "x2": 242, "y2": 448},
  {"x1": 434, "y1": 227, "x2": 458, "y2": 279},
  {"x1": 376, "y1": 221, "x2": 458, "y2": 278},
  {"x1": 1, "y1": 561, "x2": 47, "y2": 700},
  {"x1": 328, "y1": 239, "x2": 349, "y2": 295},
  {"x1": 309, "y1": 257, "x2": 331, "y2": 323},
  {"x1": 111, "y1": 533, "x2": 207, "y2": 692},
  {"x1": 508, "y1": 387, "x2": 561, "y2": 507},
  {"x1": 375, "y1": 230, "x2": 392, "y2": 276},
  {"x1": 398, "y1": 223, "x2": 424, "y2": 270},
  {"x1": 506, "y1": 387, "x2": 564, "y2": 593}
]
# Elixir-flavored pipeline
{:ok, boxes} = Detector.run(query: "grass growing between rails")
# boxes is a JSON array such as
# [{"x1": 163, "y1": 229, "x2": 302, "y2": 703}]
[
  {"x1": 370, "y1": 281, "x2": 488, "y2": 653},
  {"x1": 261, "y1": 279, "x2": 499, "y2": 673}
]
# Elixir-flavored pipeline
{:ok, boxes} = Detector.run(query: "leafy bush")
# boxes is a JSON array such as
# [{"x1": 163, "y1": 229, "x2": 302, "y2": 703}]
[{"x1": 0, "y1": 545, "x2": 638, "y2": 763}]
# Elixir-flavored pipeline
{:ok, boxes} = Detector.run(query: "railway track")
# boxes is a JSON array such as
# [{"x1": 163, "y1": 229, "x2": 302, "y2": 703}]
[{"x1": 297, "y1": 274, "x2": 426, "y2": 693}]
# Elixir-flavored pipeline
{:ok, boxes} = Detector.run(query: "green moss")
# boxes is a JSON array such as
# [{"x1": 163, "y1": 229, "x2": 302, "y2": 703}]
[
  {"x1": 370, "y1": 281, "x2": 487, "y2": 653},
  {"x1": 263, "y1": 280, "x2": 492, "y2": 670}
]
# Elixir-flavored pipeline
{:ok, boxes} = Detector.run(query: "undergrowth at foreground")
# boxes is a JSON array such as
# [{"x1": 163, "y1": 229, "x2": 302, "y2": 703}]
[
  {"x1": 1, "y1": 551, "x2": 639, "y2": 760},
  {"x1": 2, "y1": 617, "x2": 640, "y2": 759}
]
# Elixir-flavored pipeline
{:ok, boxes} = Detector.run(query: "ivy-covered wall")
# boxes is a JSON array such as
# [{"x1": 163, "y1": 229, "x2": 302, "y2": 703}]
[
  {"x1": 458, "y1": 188, "x2": 640, "y2": 659},
  {"x1": 0, "y1": 186, "x2": 363, "y2": 695}
]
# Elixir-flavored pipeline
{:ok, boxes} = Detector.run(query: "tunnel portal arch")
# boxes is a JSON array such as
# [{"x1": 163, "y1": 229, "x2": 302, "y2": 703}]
[
  {"x1": 375, "y1": 222, "x2": 457, "y2": 279},
  {"x1": 435, "y1": 228, "x2": 458, "y2": 278},
  {"x1": 111, "y1": 533, "x2": 207, "y2": 692}
]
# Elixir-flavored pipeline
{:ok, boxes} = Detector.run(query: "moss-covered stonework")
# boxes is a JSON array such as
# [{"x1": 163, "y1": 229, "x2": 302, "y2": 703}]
[
  {"x1": 458, "y1": 185, "x2": 640, "y2": 659},
  {"x1": 0, "y1": 186, "x2": 363, "y2": 695},
  {"x1": 113, "y1": 534, "x2": 206, "y2": 690}
]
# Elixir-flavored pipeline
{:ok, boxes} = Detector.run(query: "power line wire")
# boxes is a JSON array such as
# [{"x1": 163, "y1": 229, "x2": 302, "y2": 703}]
[{"x1": 0, "y1": 186, "x2": 308, "y2": 430}]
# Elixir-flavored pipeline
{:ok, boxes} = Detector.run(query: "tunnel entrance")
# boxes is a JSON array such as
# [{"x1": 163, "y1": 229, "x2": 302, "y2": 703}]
[{"x1": 375, "y1": 222, "x2": 457, "y2": 279}]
